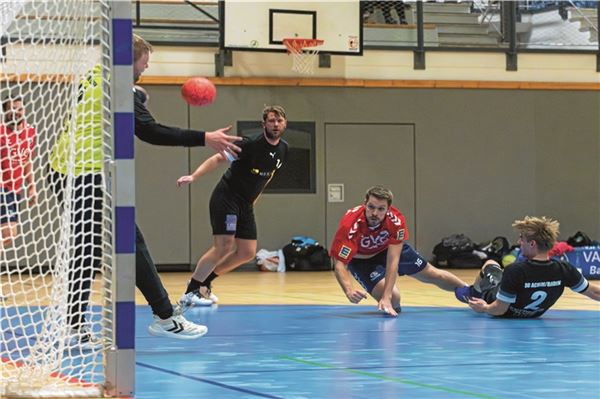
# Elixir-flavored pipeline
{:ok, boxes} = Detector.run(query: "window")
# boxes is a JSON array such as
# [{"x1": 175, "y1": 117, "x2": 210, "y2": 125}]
[{"x1": 236, "y1": 121, "x2": 316, "y2": 193}]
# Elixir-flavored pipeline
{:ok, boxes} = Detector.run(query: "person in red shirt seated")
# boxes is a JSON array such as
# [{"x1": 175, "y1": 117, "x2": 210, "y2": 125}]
[
  {"x1": 0, "y1": 97, "x2": 36, "y2": 249},
  {"x1": 331, "y1": 185, "x2": 468, "y2": 317}
]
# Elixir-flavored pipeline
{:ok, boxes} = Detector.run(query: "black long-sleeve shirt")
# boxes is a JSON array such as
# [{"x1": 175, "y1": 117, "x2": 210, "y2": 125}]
[{"x1": 134, "y1": 87, "x2": 206, "y2": 147}]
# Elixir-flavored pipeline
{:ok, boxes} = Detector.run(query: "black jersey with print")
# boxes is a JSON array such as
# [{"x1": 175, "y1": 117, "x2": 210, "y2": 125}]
[
  {"x1": 221, "y1": 132, "x2": 288, "y2": 203},
  {"x1": 496, "y1": 259, "x2": 589, "y2": 318}
]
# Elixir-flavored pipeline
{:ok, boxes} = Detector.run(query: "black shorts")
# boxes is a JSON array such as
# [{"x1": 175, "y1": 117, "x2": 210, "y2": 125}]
[
  {"x1": 0, "y1": 187, "x2": 21, "y2": 225},
  {"x1": 209, "y1": 180, "x2": 257, "y2": 239},
  {"x1": 347, "y1": 244, "x2": 428, "y2": 293}
]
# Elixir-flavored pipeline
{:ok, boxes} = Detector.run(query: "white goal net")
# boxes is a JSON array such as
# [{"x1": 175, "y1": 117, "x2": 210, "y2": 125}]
[{"x1": 1, "y1": 1, "x2": 116, "y2": 397}]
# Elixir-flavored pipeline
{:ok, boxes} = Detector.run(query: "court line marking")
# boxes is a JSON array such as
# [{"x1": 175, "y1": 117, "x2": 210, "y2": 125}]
[
  {"x1": 279, "y1": 356, "x2": 499, "y2": 399},
  {"x1": 159, "y1": 359, "x2": 599, "y2": 376},
  {"x1": 178, "y1": 305, "x2": 600, "y2": 320},
  {"x1": 136, "y1": 362, "x2": 284, "y2": 399},
  {"x1": 133, "y1": 321, "x2": 600, "y2": 340}
]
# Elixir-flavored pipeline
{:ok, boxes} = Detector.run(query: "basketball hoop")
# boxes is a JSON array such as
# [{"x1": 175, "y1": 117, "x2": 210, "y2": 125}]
[{"x1": 282, "y1": 38, "x2": 324, "y2": 75}]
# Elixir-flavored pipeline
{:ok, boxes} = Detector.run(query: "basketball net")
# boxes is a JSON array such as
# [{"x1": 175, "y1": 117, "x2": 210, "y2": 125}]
[{"x1": 283, "y1": 38, "x2": 324, "y2": 75}]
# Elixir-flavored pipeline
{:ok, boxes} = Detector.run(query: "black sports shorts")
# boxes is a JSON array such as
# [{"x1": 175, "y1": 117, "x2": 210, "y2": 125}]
[{"x1": 209, "y1": 180, "x2": 257, "y2": 239}]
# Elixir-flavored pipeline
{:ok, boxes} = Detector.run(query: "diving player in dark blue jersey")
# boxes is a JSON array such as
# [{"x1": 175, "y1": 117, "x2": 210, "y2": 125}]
[
  {"x1": 456, "y1": 216, "x2": 600, "y2": 318},
  {"x1": 178, "y1": 105, "x2": 289, "y2": 306}
]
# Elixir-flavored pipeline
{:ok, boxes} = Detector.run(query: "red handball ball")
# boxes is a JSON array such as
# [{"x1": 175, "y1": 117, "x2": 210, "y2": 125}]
[{"x1": 181, "y1": 77, "x2": 216, "y2": 106}]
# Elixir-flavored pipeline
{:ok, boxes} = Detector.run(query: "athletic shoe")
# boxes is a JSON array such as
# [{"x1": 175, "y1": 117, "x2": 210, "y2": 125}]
[
  {"x1": 454, "y1": 285, "x2": 480, "y2": 304},
  {"x1": 477, "y1": 263, "x2": 503, "y2": 292},
  {"x1": 148, "y1": 306, "x2": 208, "y2": 340},
  {"x1": 179, "y1": 290, "x2": 213, "y2": 306},
  {"x1": 65, "y1": 326, "x2": 102, "y2": 351},
  {"x1": 199, "y1": 284, "x2": 219, "y2": 304}
]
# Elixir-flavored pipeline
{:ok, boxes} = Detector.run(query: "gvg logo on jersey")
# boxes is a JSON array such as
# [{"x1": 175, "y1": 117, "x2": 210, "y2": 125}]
[
  {"x1": 360, "y1": 231, "x2": 390, "y2": 249},
  {"x1": 9, "y1": 147, "x2": 31, "y2": 163}
]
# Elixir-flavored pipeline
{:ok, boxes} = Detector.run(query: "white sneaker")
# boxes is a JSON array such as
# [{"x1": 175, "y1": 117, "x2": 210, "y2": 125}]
[
  {"x1": 179, "y1": 290, "x2": 214, "y2": 306},
  {"x1": 199, "y1": 285, "x2": 219, "y2": 304},
  {"x1": 65, "y1": 326, "x2": 102, "y2": 351},
  {"x1": 148, "y1": 307, "x2": 208, "y2": 340}
]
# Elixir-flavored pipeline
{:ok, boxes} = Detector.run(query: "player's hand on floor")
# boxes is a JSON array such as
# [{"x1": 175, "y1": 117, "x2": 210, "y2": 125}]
[
  {"x1": 468, "y1": 297, "x2": 487, "y2": 313},
  {"x1": 345, "y1": 289, "x2": 367, "y2": 304},
  {"x1": 176, "y1": 175, "x2": 194, "y2": 187},
  {"x1": 378, "y1": 298, "x2": 398, "y2": 317}
]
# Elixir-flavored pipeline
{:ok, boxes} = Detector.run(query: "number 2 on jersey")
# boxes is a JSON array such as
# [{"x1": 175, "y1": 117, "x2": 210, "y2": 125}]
[{"x1": 524, "y1": 290, "x2": 547, "y2": 310}]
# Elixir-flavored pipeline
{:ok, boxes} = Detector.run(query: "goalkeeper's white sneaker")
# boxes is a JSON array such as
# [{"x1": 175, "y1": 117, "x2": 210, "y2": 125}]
[
  {"x1": 179, "y1": 290, "x2": 214, "y2": 306},
  {"x1": 148, "y1": 307, "x2": 208, "y2": 340},
  {"x1": 66, "y1": 326, "x2": 102, "y2": 351}
]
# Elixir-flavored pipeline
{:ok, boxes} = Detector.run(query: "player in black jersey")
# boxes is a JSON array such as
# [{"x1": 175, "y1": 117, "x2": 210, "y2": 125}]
[
  {"x1": 178, "y1": 105, "x2": 289, "y2": 305},
  {"x1": 455, "y1": 216, "x2": 600, "y2": 318}
]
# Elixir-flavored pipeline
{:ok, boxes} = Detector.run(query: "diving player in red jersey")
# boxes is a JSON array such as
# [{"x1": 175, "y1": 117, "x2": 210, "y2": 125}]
[
  {"x1": 0, "y1": 97, "x2": 36, "y2": 249},
  {"x1": 331, "y1": 186, "x2": 468, "y2": 317}
]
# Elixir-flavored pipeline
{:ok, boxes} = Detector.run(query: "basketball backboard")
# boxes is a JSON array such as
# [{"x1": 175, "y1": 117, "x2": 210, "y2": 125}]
[{"x1": 221, "y1": 1, "x2": 362, "y2": 55}]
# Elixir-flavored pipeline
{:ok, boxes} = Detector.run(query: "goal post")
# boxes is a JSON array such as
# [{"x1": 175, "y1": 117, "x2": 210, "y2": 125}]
[{"x1": 0, "y1": 1, "x2": 135, "y2": 397}]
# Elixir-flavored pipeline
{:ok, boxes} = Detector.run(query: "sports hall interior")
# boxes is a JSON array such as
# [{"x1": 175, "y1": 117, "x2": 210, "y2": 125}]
[
  {"x1": 2, "y1": 1, "x2": 600, "y2": 398},
  {"x1": 131, "y1": 2, "x2": 599, "y2": 397}
]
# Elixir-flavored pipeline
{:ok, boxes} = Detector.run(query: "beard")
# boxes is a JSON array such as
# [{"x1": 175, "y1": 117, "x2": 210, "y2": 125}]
[
  {"x1": 264, "y1": 128, "x2": 282, "y2": 141},
  {"x1": 367, "y1": 217, "x2": 381, "y2": 228},
  {"x1": 5, "y1": 115, "x2": 24, "y2": 126}
]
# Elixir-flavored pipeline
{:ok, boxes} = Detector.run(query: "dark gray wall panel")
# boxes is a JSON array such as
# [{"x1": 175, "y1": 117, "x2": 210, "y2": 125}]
[
  {"x1": 137, "y1": 85, "x2": 598, "y2": 266},
  {"x1": 324, "y1": 124, "x2": 415, "y2": 248},
  {"x1": 136, "y1": 86, "x2": 191, "y2": 266},
  {"x1": 533, "y1": 91, "x2": 599, "y2": 240}
]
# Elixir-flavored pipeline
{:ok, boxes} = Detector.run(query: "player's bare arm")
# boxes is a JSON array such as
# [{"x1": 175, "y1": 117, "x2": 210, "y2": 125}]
[
  {"x1": 24, "y1": 160, "x2": 37, "y2": 205},
  {"x1": 378, "y1": 243, "x2": 402, "y2": 316},
  {"x1": 468, "y1": 298, "x2": 509, "y2": 316},
  {"x1": 176, "y1": 153, "x2": 228, "y2": 187},
  {"x1": 334, "y1": 259, "x2": 367, "y2": 304},
  {"x1": 581, "y1": 283, "x2": 600, "y2": 301}
]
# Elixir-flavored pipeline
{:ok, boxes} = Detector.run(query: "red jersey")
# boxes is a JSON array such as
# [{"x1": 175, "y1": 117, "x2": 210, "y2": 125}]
[
  {"x1": 0, "y1": 123, "x2": 36, "y2": 193},
  {"x1": 330, "y1": 204, "x2": 409, "y2": 264}
]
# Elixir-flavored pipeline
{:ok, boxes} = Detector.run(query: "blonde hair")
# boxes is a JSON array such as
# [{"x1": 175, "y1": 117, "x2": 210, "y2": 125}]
[
  {"x1": 133, "y1": 34, "x2": 153, "y2": 62},
  {"x1": 365, "y1": 186, "x2": 393, "y2": 206},
  {"x1": 512, "y1": 216, "x2": 559, "y2": 251},
  {"x1": 262, "y1": 105, "x2": 286, "y2": 121}
]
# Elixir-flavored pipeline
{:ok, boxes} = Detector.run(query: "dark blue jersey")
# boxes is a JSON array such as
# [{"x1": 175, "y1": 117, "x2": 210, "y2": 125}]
[
  {"x1": 496, "y1": 259, "x2": 589, "y2": 318},
  {"x1": 221, "y1": 132, "x2": 288, "y2": 203}
]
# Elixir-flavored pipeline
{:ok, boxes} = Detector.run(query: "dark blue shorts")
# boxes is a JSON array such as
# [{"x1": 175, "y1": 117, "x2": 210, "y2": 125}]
[
  {"x1": 0, "y1": 188, "x2": 20, "y2": 225},
  {"x1": 347, "y1": 244, "x2": 428, "y2": 293}
]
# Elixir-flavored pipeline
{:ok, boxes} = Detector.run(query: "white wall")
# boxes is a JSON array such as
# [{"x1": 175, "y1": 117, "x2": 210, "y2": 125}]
[
  {"x1": 144, "y1": 46, "x2": 600, "y2": 83},
  {"x1": 2, "y1": 44, "x2": 597, "y2": 84}
]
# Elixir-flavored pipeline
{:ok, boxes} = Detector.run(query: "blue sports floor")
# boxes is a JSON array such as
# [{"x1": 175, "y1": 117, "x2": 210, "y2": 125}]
[
  {"x1": 134, "y1": 305, "x2": 600, "y2": 399},
  {"x1": 2, "y1": 304, "x2": 598, "y2": 398}
]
